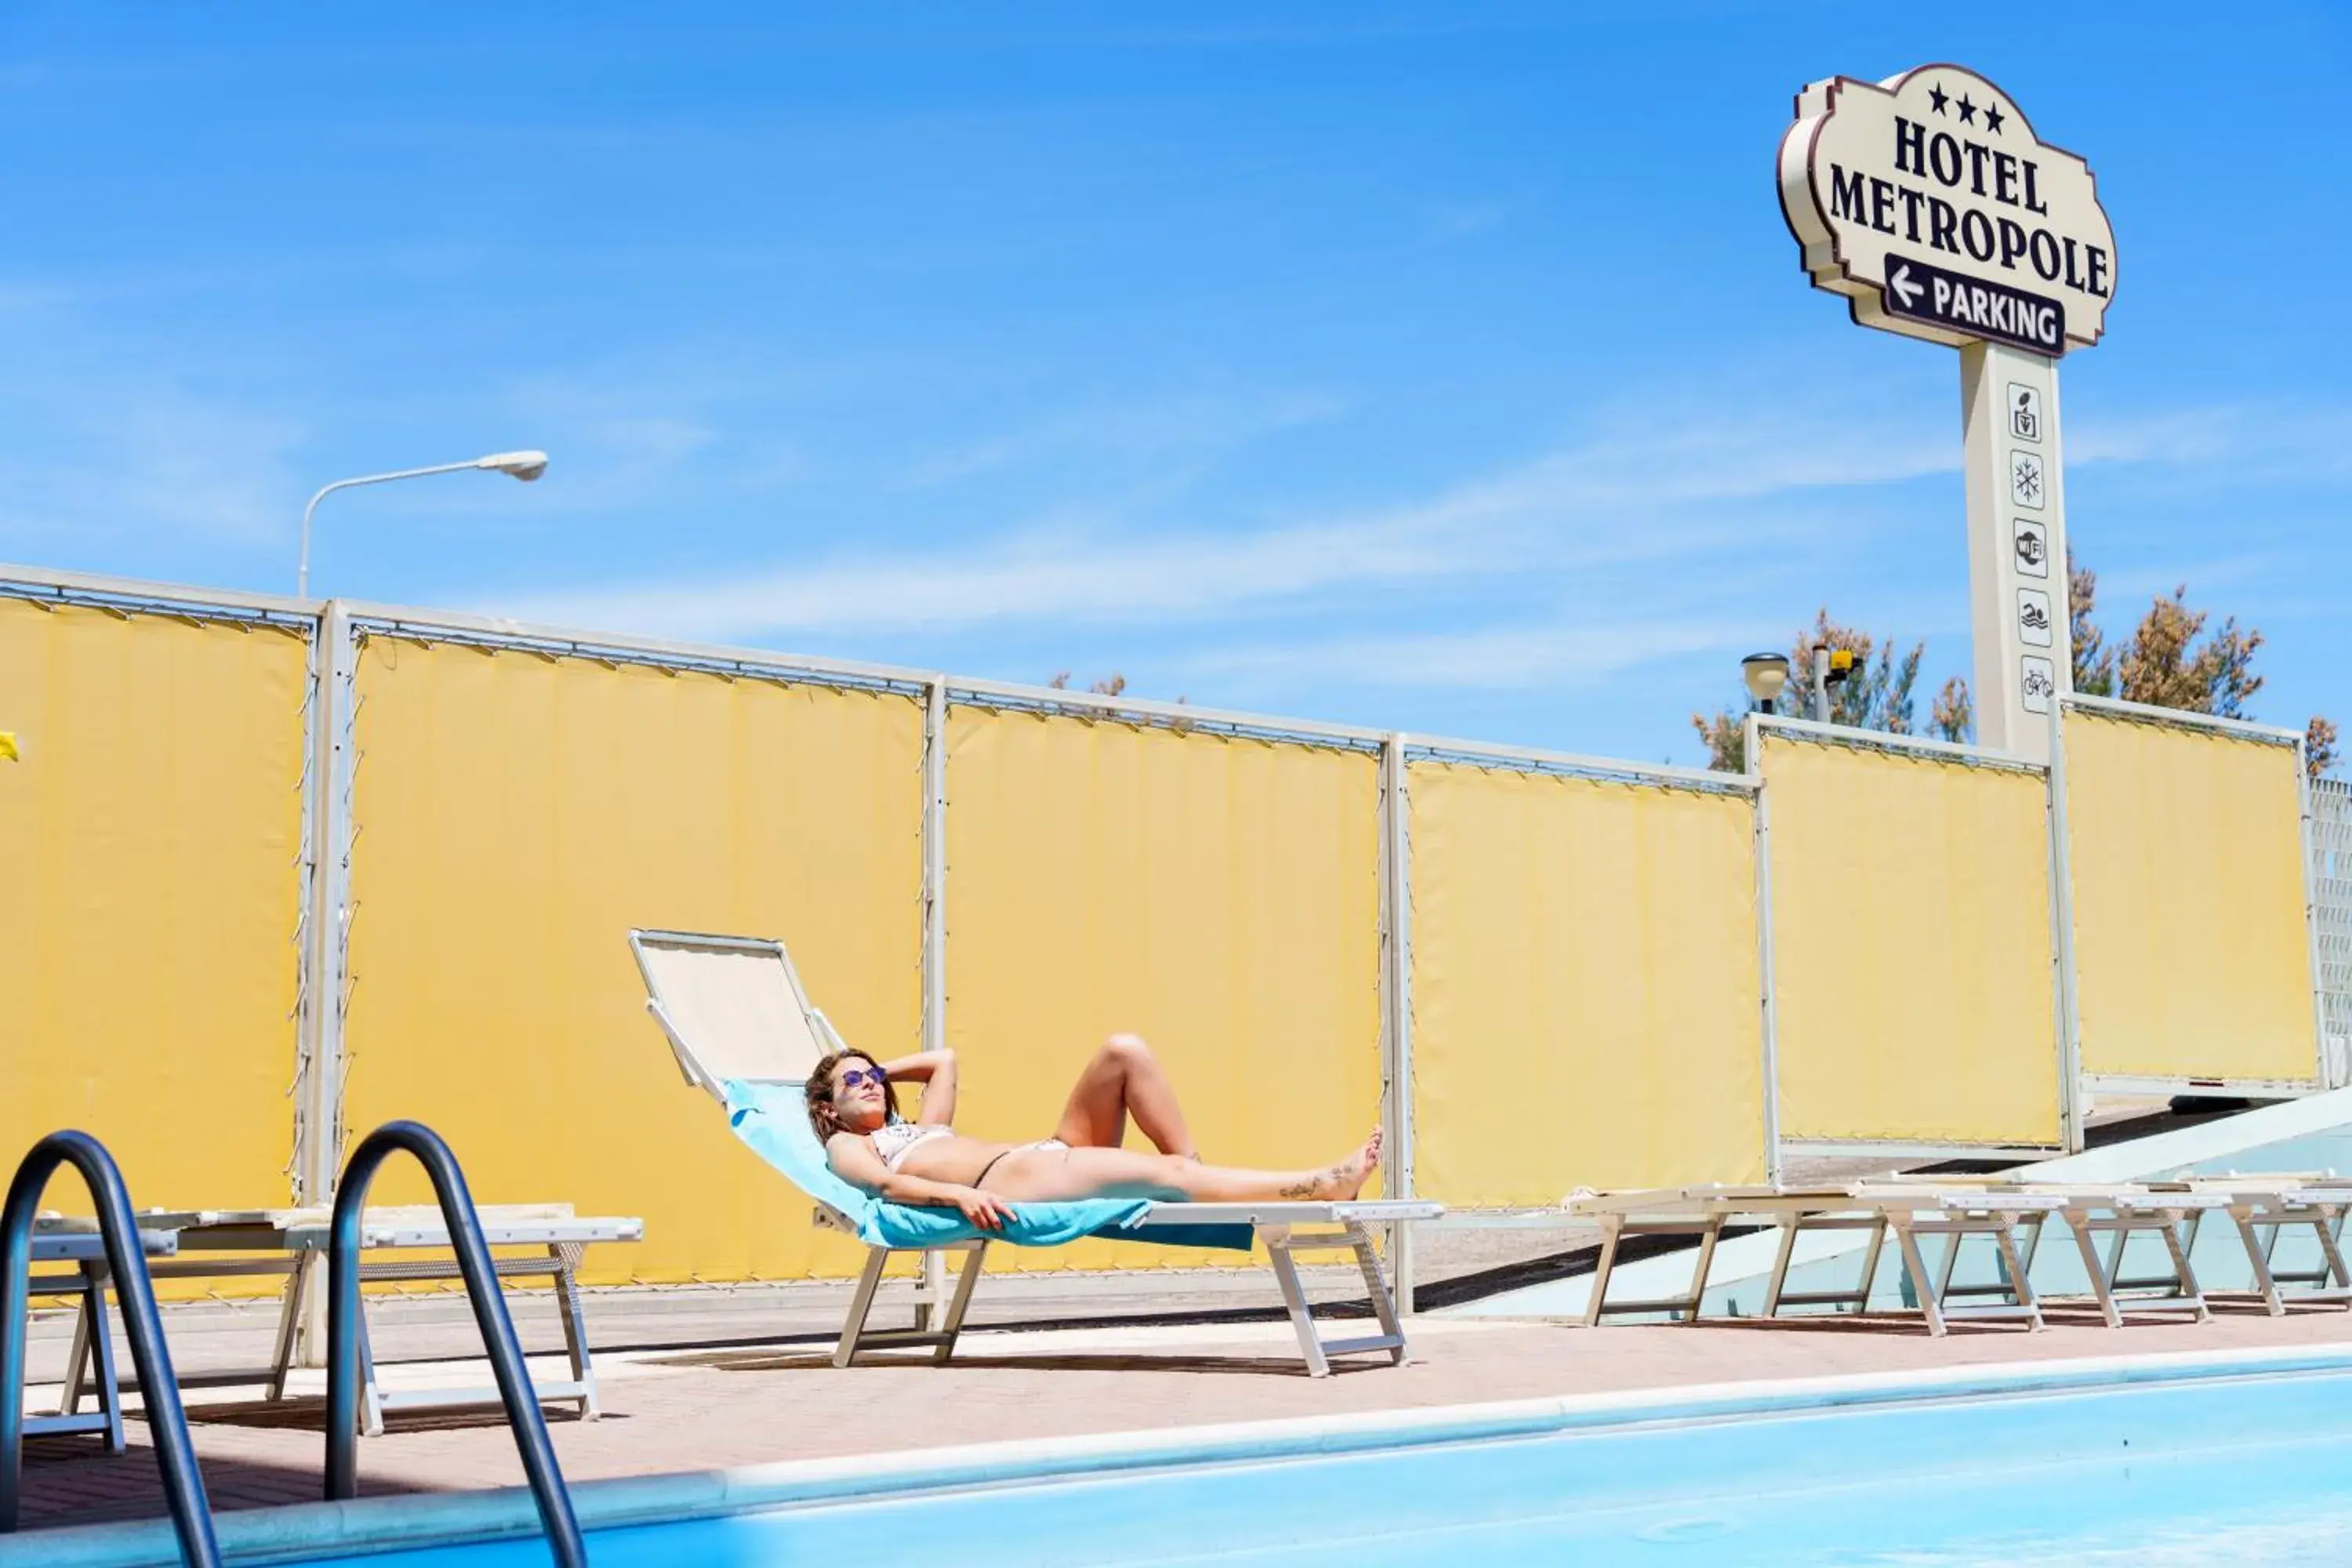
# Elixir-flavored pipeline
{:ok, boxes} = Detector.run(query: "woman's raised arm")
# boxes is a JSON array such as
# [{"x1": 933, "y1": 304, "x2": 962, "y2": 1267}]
[{"x1": 880, "y1": 1049, "x2": 958, "y2": 1125}]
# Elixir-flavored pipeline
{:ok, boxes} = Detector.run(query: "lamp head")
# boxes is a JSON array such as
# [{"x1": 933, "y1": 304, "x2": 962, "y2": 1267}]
[
  {"x1": 1740, "y1": 652, "x2": 1791, "y2": 704},
  {"x1": 477, "y1": 450, "x2": 549, "y2": 481}
]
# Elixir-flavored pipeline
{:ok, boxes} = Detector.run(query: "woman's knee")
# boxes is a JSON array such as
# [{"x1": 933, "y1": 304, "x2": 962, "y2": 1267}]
[{"x1": 1098, "y1": 1032, "x2": 1153, "y2": 1067}]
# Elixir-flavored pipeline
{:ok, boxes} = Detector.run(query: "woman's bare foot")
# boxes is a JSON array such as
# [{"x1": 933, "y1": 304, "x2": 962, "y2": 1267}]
[{"x1": 1301, "y1": 1127, "x2": 1382, "y2": 1200}]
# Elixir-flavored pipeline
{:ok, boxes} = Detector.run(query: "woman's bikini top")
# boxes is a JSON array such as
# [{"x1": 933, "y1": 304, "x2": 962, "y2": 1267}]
[{"x1": 867, "y1": 1119, "x2": 952, "y2": 1171}]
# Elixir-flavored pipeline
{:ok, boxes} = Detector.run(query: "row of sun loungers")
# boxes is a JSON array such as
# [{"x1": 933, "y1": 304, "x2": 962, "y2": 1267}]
[{"x1": 1569, "y1": 1178, "x2": 2352, "y2": 1335}]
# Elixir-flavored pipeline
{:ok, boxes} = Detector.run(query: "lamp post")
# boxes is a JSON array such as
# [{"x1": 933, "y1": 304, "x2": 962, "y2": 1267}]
[
  {"x1": 296, "y1": 451, "x2": 549, "y2": 599},
  {"x1": 1741, "y1": 653, "x2": 1791, "y2": 715}
]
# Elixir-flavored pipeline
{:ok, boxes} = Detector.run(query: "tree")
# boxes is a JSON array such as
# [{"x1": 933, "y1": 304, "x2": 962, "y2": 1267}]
[
  {"x1": 1692, "y1": 610, "x2": 1926, "y2": 773},
  {"x1": 2309, "y1": 717, "x2": 2339, "y2": 779},
  {"x1": 1929, "y1": 677, "x2": 1972, "y2": 745},
  {"x1": 1048, "y1": 671, "x2": 1127, "y2": 695},
  {"x1": 2115, "y1": 586, "x2": 2263, "y2": 717},
  {"x1": 1932, "y1": 557, "x2": 2335, "y2": 776},
  {"x1": 2068, "y1": 551, "x2": 2114, "y2": 697}
]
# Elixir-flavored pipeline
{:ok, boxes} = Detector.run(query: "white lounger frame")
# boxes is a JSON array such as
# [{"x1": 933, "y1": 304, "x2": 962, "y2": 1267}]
[
  {"x1": 1573, "y1": 1179, "x2": 2352, "y2": 1335},
  {"x1": 629, "y1": 928, "x2": 1439, "y2": 1377},
  {"x1": 1573, "y1": 1186, "x2": 2051, "y2": 1336}
]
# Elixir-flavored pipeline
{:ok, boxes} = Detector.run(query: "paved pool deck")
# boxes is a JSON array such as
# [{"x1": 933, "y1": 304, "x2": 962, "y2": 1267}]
[{"x1": 16, "y1": 1279, "x2": 2352, "y2": 1537}]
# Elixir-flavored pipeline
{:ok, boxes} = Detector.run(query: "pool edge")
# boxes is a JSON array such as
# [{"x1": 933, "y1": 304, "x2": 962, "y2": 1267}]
[{"x1": 14, "y1": 1339, "x2": 2352, "y2": 1566}]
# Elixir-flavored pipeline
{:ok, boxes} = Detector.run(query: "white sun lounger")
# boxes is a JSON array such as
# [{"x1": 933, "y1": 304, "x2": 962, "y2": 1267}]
[
  {"x1": 48, "y1": 1206, "x2": 641, "y2": 1436},
  {"x1": 24, "y1": 1224, "x2": 179, "y2": 1452},
  {"x1": 1567, "y1": 1185, "x2": 2054, "y2": 1336},
  {"x1": 628, "y1": 927, "x2": 1439, "y2": 1377}
]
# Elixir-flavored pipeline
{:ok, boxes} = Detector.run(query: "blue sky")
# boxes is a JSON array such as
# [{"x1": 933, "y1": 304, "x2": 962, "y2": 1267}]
[{"x1": 2, "y1": 4, "x2": 2345, "y2": 766}]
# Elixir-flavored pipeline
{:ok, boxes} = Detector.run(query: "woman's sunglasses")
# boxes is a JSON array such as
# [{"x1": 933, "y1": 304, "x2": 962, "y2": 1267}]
[{"x1": 833, "y1": 1066, "x2": 887, "y2": 1097}]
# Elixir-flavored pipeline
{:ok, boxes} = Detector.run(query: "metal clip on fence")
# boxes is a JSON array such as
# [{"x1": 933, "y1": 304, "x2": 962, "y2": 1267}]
[
  {"x1": 2, "y1": 1130, "x2": 222, "y2": 1566},
  {"x1": 326, "y1": 1120, "x2": 586, "y2": 1566}
]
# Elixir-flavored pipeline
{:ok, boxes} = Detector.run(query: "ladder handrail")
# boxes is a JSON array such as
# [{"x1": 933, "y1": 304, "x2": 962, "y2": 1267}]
[
  {"x1": 1, "y1": 1130, "x2": 221, "y2": 1565},
  {"x1": 327, "y1": 1121, "x2": 585, "y2": 1566}
]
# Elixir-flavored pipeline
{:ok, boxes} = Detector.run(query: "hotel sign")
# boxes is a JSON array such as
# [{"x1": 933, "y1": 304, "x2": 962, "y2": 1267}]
[{"x1": 1779, "y1": 65, "x2": 2116, "y2": 356}]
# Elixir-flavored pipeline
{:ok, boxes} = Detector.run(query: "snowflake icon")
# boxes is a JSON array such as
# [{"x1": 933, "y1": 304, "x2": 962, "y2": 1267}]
[{"x1": 2009, "y1": 450, "x2": 2045, "y2": 510}]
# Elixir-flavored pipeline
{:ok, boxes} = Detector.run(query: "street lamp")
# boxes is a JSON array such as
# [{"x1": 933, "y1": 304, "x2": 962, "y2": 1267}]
[
  {"x1": 297, "y1": 451, "x2": 549, "y2": 599},
  {"x1": 1741, "y1": 652, "x2": 1791, "y2": 713}
]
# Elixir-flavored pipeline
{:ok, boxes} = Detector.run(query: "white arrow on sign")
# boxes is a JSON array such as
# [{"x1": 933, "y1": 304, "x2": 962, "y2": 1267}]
[{"x1": 1889, "y1": 263, "x2": 1923, "y2": 309}]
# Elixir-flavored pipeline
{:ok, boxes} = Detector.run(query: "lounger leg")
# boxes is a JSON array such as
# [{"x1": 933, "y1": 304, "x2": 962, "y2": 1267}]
[
  {"x1": 267, "y1": 1252, "x2": 310, "y2": 1402},
  {"x1": 1679, "y1": 1218, "x2": 1723, "y2": 1323},
  {"x1": 1850, "y1": 1218, "x2": 1888, "y2": 1316},
  {"x1": 2063, "y1": 1210, "x2": 2123, "y2": 1330},
  {"x1": 60, "y1": 1274, "x2": 93, "y2": 1421},
  {"x1": 914, "y1": 1250, "x2": 947, "y2": 1334},
  {"x1": 2017, "y1": 1212, "x2": 2047, "y2": 1274},
  {"x1": 931, "y1": 1243, "x2": 987, "y2": 1367},
  {"x1": 2157, "y1": 1212, "x2": 2209, "y2": 1323},
  {"x1": 1345, "y1": 1225, "x2": 1407, "y2": 1365},
  {"x1": 1762, "y1": 1221, "x2": 1800, "y2": 1319},
  {"x1": 835, "y1": 1248, "x2": 892, "y2": 1370},
  {"x1": 552, "y1": 1243, "x2": 599, "y2": 1418},
  {"x1": 2314, "y1": 1210, "x2": 2352, "y2": 1308},
  {"x1": 1935, "y1": 1224, "x2": 1964, "y2": 1307},
  {"x1": 64, "y1": 1264, "x2": 125, "y2": 1454},
  {"x1": 1892, "y1": 1221, "x2": 1946, "y2": 1338},
  {"x1": 2103, "y1": 1221, "x2": 2131, "y2": 1297},
  {"x1": 1582, "y1": 1214, "x2": 1624, "y2": 1330},
  {"x1": 1991, "y1": 1225, "x2": 2045, "y2": 1331},
  {"x1": 359, "y1": 1308, "x2": 386, "y2": 1438},
  {"x1": 2232, "y1": 1208, "x2": 2286, "y2": 1316},
  {"x1": 1263, "y1": 1231, "x2": 1331, "y2": 1378}
]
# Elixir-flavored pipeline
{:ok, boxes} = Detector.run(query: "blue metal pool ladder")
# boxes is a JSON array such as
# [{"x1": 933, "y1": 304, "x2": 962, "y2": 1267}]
[
  {"x1": 2, "y1": 1130, "x2": 223, "y2": 1565},
  {"x1": 3, "y1": 1123, "x2": 587, "y2": 1567},
  {"x1": 328, "y1": 1121, "x2": 585, "y2": 1566}
]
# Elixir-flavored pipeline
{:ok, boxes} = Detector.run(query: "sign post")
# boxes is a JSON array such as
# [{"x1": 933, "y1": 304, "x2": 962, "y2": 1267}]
[{"x1": 1779, "y1": 65, "x2": 2115, "y2": 761}]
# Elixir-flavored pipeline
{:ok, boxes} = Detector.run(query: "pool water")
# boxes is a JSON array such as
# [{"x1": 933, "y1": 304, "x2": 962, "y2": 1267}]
[{"x1": 370, "y1": 1363, "x2": 2352, "y2": 1566}]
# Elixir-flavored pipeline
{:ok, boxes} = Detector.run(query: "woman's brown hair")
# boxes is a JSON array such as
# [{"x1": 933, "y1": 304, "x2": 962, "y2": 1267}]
[{"x1": 806, "y1": 1048, "x2": 899, "y2": 1141}]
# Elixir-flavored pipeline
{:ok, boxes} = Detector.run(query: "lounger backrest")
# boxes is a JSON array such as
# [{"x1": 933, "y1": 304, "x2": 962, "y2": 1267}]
[{"x1": 628, "y1": 929, "x2": 830, "y2": 1096}]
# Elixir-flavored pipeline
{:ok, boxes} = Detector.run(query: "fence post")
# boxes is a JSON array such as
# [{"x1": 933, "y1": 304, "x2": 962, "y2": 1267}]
[
  {"x1": 2045, "y1": 699, "x2": 2087, "y2": 1150},
  {"x1": 918, "y1": 678, "x2": 950, "y2": 1321},
  {"x1": 1745, "y1": 712, "x2": 1784, "y2": 1188},
  {"x1": 294, "y1": 601, "x2": 357, "y2": 1363},
  {"x1": 1377, "y1": 735, "x2": 1416, "y2": 1310}
]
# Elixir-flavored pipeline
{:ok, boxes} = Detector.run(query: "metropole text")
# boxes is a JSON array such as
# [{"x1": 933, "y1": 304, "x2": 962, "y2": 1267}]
[{"x1": 1828, "y1": 117, "x2": 2111, "y2": 301}]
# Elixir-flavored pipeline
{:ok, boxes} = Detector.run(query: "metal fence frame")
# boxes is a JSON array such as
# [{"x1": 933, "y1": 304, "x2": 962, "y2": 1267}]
[
  {"x1": 2315, "y1": 776, "x2": 2352, "y2": 1085},
  {"x1": 6, "y1": 561, "x2": 2342, "y2": 1316},
  {"x1": 2056, "y1": 692, "x2": 2330, "y2": 1098},
  {"x1": 1744, "y1": 712, "x2": 2076, "y2": 1170}
]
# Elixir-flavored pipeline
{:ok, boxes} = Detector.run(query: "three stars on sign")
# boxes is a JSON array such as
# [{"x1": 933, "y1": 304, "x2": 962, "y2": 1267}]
[{"x1": 1926, "y1": 82, "x2": 2005, "y2": 135}]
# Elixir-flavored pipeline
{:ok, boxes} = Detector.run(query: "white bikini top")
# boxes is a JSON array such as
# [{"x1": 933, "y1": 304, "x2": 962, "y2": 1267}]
[{"x1": 868, "y1": 1120, "x2": 951, "y2": 1171}]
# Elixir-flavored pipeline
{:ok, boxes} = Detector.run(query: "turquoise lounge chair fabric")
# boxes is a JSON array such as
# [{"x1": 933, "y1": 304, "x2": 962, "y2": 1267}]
[{"x1": 723, "y1": 1079, "x2": 1250, "y2": 1252}]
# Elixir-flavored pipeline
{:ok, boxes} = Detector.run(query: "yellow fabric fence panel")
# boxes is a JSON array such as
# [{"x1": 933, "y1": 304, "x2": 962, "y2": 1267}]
[
  {"x1": 1406, "y1": 763, "x2": 1766, "y2": 1207},
  {"x1": 942, "y1": 706, "x2": 1383, "y2": 1271},
  {"x1": 0, "y1": 598, "x2": 304, "y2": 1218},
  {"x1": 343, "y1": 637, "x2": 925, "y2": 1283},
  {"x1": 1762, "y1": 733, "x2": 2063, "y2": 1148},
  {"x1": 2063, "y1": 710, "x2": 2318, "y2": 1083}
]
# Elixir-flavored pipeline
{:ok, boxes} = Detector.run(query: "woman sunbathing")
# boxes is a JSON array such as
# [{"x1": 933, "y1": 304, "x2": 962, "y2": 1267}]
[{"x1": 808, "y1": 1035, "x2": 1381, "y2": 1232}]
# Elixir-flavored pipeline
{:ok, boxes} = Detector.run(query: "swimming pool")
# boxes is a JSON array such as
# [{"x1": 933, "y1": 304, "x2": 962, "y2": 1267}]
[{"x1": 16, "y1": 1348, "x2": 2352, "y2": 1566}]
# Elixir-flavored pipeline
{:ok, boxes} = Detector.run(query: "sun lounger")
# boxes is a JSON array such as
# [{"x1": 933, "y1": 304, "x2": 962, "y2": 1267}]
[
  {"x1": 50, "y1": 1206, "x2": 641, "y2": 1436},
  {"x1": 628, "y1": 927, "x2": 1439, "y2": 1377},
  {"x1": 24, "y1": 1223, "x2": 177, "y2": 1452},
  {"x1": 2169, "y1": 1178, "x2": 2352, "y2": 1316},
  {"x1": 1567, "y1": 1185, "x2": 2052, "y2": 1336}
]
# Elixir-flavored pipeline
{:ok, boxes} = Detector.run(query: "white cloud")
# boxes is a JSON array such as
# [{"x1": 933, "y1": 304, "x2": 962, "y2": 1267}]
[
  {"x1": 495, "y1": 405, "x2": 1960, "y2": 641},
  {"x1": 1182, "y1": 615, "x2": 1783, "y2": 691},
  {"x1": 895, "y1": 390, "x2": 1346, "y2": 490}
]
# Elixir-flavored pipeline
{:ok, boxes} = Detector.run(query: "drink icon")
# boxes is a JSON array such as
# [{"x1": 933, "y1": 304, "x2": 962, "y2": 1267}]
[{"x1": 2008, "y1": 383, "x2": 2042, "y2": 443}]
